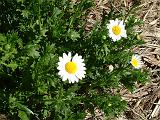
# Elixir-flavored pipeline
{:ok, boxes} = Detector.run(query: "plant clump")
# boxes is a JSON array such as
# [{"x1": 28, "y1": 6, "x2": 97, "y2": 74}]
[{"x1": 0, "y1": 0, "x2": 149, "y2": 119}]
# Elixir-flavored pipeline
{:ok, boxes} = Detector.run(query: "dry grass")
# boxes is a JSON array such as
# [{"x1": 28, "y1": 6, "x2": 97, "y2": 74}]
[
  {"x1": 0, "y1": 114, "x2": 7, "y2": 120},
  {"x1": 121, "y1": 0, "x2": 160, "y2": 119},
  {"x1": 85, "y1": 0, "x2": 160, "y2": 120}
]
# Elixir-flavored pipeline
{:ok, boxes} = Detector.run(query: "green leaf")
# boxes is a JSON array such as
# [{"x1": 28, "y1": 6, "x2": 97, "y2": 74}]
[
  {"x1": 68, "y1": 30, "x2": 80, "y2": 41},
  {"x1": 53, "y1": 7, "x2": 62, "y2": 17},
  {"x1": 17, "y1": 0, "x2": 25, "y2": 2},
  {"x1": 0, "y1": 34, "x2": 6, "y2": 43},
  {"x1": 7, "y1": 62, "x2": 18, "y2": 70},
  {"x1": 103, "y1": 44, "x2": 110, "y2": 55},
  {"x1": 21, "y1": 10, "x2": 30, "y2": 18},
  {"x1": 15, "y1": 102, "x2": 34, "y2": 116},
  {"x1": 43, "y1": 109, "x2": 49, "y2": 118},
  {"x1": 18, "y1": 110, "x2": 29, "y2": 120},
  {"x1": 26, "y1": 45, "x2": 40, "y2": 58}
]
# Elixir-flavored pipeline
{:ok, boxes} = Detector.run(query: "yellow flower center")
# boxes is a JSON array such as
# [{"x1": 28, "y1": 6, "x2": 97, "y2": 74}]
[
  {"x1": 131, "y1": 58, "x2": 139, "y2": 67},
  {"x1": 65, "y1": 62, "x2": 77, "y2": 74},
  {"x1": 112, "y1": 25, "x2": 121, "y2": 35}
]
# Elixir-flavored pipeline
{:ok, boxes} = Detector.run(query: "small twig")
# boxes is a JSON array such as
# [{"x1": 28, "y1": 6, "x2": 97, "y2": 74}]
[
  {"x1": 143, "y1": 3, "x2": 154, "y2": 22},
  {"x1": 151, "y1": 69, "x2": 160, "y2": 73},
  {"x1": 152, "y1": 103, "x2": 160, "y2": 106},
  {"x1": 97, "y1": 0, "x2": 103, "y2": 6},
  {"x1": 123, "y1": 0, "x2": 127, "y2": 7},
  {"x1": 34, "y1": 114, "x2": 40, "y2": 120},
  {"x1": 133, "y1": 98, "x2": 142, "y2": 109},
  {"x1": 138, "y1": 1, "x2": 153, "y2": 8},
  {"x1": 150, "y1": 99, "x2": 160, "y2": 118},
  {"x1": 127, "y1": 107, "x2": 148, "y2": 120}
]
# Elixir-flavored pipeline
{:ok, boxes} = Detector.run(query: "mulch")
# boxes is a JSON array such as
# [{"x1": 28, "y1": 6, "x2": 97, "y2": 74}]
[{"x1": 85, "y1": 0, "x2": 160, "y2": 120}]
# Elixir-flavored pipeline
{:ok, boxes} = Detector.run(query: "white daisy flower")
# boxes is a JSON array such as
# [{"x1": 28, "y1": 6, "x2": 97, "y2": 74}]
[
  {"x1": 107, "y1": 18, "x2": 127, "y2": 41},
  {"x1": 57, "y1": 52, "x2": 86, "y2": 83},
  {"x1": 108, "y1": 65, "x2": 114, "y2": 72},
  {"x1": 130, "y1": 54, "x2": 143, "y2": 69}
]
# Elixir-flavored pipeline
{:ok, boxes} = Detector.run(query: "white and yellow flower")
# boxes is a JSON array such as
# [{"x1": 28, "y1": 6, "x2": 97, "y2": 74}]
[
  {"x1": 57, "y1": 52, "x2": 86, "y2": 83},
  {"x1": 130, "y1": 54, "x2": 143, "y2": 69},
  {"x1": 107, "y1": 19, "x2": 127, "y2": 41}
]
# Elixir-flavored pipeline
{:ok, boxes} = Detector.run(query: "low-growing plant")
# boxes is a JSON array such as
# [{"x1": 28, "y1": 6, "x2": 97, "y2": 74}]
[{"x1": 0, "y1": 0, "x2": 149, "y2": 119}]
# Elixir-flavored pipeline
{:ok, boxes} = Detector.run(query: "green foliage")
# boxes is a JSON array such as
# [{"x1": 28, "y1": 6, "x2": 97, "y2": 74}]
[{"x1": 0, "y1": 0, "x2": 149, "y2": 120}]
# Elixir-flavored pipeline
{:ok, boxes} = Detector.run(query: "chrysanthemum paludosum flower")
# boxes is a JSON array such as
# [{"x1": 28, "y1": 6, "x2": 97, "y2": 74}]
[
  {"x1": 107, "y1": 19, "x2": 127, "y2": 41},
  {"x1": 130, "y1": 54, "x2": 143, "y2": 69},
  {"x1": 57, "y1": 52, "x2": 86, "y2": 83}
]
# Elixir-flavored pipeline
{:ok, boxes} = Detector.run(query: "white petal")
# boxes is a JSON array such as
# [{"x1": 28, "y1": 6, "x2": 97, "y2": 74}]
[
  {"x1": 63, "y1": 53, "x2": 70, "y2": 61},
  {"x1": 57, "y1": 65, "x2": 64, "y2": 70},
  {"x1": 68, "y1": 75, "x2": 72, "y2": 83},
  {"x1": 78, "y1": 71, "x2": 86, "y2": 78},
  {"x1": 121, "y1": 30, "x2": 127, "y2": 38},
  {"x1": 108, "y1": 22, "x2": 116, "y2": 29},
  {"x1": 63, "y1": 53, "x2": 68, "y2": 59},
  {"x1": 72, "y1": 54, "x2": 83, "y2": 62},
  {"x1": 112, "y1": 37, "x2": 117, "y2": 42},
  {"x1": 76, "y1": 72, "x2": 83, "y2": 79},
  {"x1": 109, "y1": 33, "x2": 114, "y2": 39},
  {"x1": 72, "y1": 75, "x2": 79, "y2": 83},
  {"x1": 75, "y1": 77, "x2": 79, "y2": 82},
  {"x1": 62, "y1": 74, "x2": 68, "y2": 81},
  {"x1": 58, "y1": 70, "x2": 66, "y2": 76},
  {"x1": 77, "y1": 62, "x2": 85, "y2": 67},
  {"x1": 112, "y1": 35, "x2": 121, "y2": 41},
  {"x1": 62, "y1": 75, "x2": 67, "y2": 81},
  {"x1": 110, "y1": 20, "x2": 115, "y2": 25},
  {"x1": 68, "y1": 52, "x2": 71, "y2": 59},
  {"x1": 59, "y1": 57, "x2": 63, "y2": 62},
  {"x1": 58, "y1": 61, "x2": 64, "y2": 67},
  {"x1": 107, "y1": 24, "x2": 110, "y2": 29},
  {"x1": 68, "y1": 75, "x2": 76, "y2": 83},
  {"x1": 116, "y1": 36, "x2": 121, "y2": 41},
  {"x1": 132, "y1": 54, "x2": 141, "y2": 60},
  {"x1": 79, "y1": 73, "x2": 85, "y2": 78},
  {"x1": 58, "y1": 71, "x2": 62, "y2": 76},
  {"x1": 72, "y1": 54, "x2": 78, "y2": 62},
  {"x1": 115, "y1": 19, "x2": 119, "y2": 25},
  {"x1": 119, "y1": 20, "x2": 124, "y2": 26},
  {"x1": 79, "y1": 66, "x2": 86, "y2": 71},
  {"x1": 77, "y1": 63, "x2": 86, "y2": 69}
]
